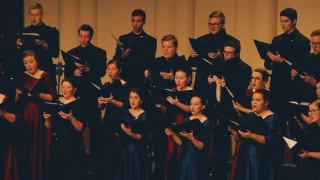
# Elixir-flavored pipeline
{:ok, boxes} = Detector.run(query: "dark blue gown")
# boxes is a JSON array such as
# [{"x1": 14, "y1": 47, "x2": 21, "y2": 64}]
[
  {"x1": 47, "y1": 98, "x2": 87, "y2": 180},
  {"x1": 115, "y1": 110, "x2": 150, "y2": 180},
  {"x1": 234, "y1": 113, "x2": 282, "y2": 180},
  {"x1": 179, "y1": 117, "x2": 211, "y2": 180}
]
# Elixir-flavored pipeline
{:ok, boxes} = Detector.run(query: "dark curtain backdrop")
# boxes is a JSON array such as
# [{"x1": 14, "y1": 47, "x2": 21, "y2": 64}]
[{"x1": 1, "y1": 0, "x2": 23, "y2": 47}]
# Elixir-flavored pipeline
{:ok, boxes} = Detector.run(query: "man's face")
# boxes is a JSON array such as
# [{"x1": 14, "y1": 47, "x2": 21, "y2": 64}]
[
  {"x1": 311, "y1": 35, "x2": 320, "y2": 55},
  {"x1": 79, "y1": 30, "x2": 92, "y2": 47},
  {"x1": 29, "y1": 9, "x2": 43, "y2": 26},
  {"x1": 223, "y1": 46, "x2": 237, "y2": 60},
  {"x1": 207, "y1": 17, "x2": 224, "y2": 35},
  {"x1": 131, "y1": 15, "x2": 145, "y2": 34},
  {"x1": 162, "y1": 40, "x2": 177, "y2": 59},
  {"x1": 280, "y1": 16, "x2": 296, "y2": 34}
]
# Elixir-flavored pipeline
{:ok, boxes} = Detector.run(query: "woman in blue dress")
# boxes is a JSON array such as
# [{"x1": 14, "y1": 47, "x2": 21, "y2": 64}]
[
  {"x1": 229, "y1": 89, "x2": 283, "y2": 180},
  {"x1": 165, "y1": 95, "x2": 211, "y2": 180},
  {"x1": 115, "y1": 87, "x2": 150, "y2": 180}
]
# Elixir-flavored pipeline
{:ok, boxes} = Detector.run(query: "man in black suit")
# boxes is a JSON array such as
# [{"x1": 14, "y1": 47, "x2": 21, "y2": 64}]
[
  {"x1": 189, "y1": 11, "x2": 239, "y2": 100},
  {"x1": 113, "y1": 9, "x2": 157, "y2": 88},
  {"x1": 16, "y1": 3, "x2": 59, "y2": 86},
  {"x1": 65, "y1": 24, "x2": 107, "y2": 174},
  {"x1": 208, "y1": 40, "x2": 252, "y2": 180},
  {"x1": 264, "y1": 8, "x2": 310, "y2": 146}
]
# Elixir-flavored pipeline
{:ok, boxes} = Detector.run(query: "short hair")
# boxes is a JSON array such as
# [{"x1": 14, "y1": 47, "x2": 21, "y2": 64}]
[
  {"x1": 107, "y1": 59, "x2": 122, "y2": 69},
  {"x1": 280, "y1": 8, "x2": 297, "y2": 22},
  {"x1": 61, "y1": 78, "x2": 77, "y2": 88},
  {"x1": 78, "y1": 24, "x2": 94, "y2": 37},
  {"x1": 132, "y1": 9, "x2": 146, "y2": 21},
  {"x1": 253, "y1": 68, "x2": 269, "y2": 82},
  {"x1": 224, "y1": 40, "x2": 241, "y2": 55},
  {"x1": 312, "y1": 99, "x2": 320, "y2": 109},
  {"x1": 161, "y1": 35, "x2": 178, "y2": 47},
  {"x1": 29, "y1": 3, "x2": 43, "y2": 14},
  {"x1": 23, "y1": 50, "x2": 39, "y2": 62},
  {"x1": 311, "y1": 29, "x2": 320, "y2": 37},
  {"x1": 209, "y1": 11, "x2": 225, "y2": 24}
]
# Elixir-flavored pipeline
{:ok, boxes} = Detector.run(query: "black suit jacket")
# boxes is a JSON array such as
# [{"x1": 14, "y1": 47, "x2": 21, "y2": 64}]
[{"x1": 113, "y1": 31, "x2": 157, "y2": 88}]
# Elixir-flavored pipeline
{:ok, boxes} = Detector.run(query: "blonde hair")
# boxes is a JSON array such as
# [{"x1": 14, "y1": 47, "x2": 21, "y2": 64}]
[{"x1": 29, "y1": 3, "x2": 43, "y2": 14}]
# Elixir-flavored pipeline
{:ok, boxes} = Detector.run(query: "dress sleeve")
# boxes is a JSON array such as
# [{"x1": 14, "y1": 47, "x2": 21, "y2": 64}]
[{"x1": 43, "y1": 72, "x2": 57, "y2": 101}]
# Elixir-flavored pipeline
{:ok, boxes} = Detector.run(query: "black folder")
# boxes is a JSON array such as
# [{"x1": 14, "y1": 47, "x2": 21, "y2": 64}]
[
  {"x1": 287, "y1": 101, "x2": 310, "y2": 120},
  {"x1": 61, "y1": 50, "x2": 87, "y2": 67},
  {"x1": 168, "y1": 118, "x2": 204, "y2": 133},
  {"x1": 42, "y1": 101, "x2": 72, "y2": 114},
  {"x1": 253, "y1": 39, "x2": 277, "y2": 60},
  {"x1": 111, "y1": 32, "x2": 134, "y2": 50},
  {"x1": 19, "y1": 76, "x2": 47, "y2": 96},
  {"x1": 283, "y1": 125, "x2": 320, "y2": 154},
  {"x1": 17, "y1": 32, "x2": 45, "y2": 47},
  {"x1": 109, "y1": 113, "x2": 146, "y2": 133},
  {"x1": 222, "y1": 114, "x2": 269, "y2": 134},
  {"x1": 189, "y1": 38, "x2": 219, "y2": 56}
]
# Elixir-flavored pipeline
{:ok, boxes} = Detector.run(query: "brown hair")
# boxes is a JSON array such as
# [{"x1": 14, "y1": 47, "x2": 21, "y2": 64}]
[
  {"x1": 161, "y1": 34, "x2": 178, "y2": 47},
  {"x1": 253, "y1": 68, "x2": 269, "y2": 82},
  {"x1": 23, "y1": 50, "x2": 39, "y2": 62}
]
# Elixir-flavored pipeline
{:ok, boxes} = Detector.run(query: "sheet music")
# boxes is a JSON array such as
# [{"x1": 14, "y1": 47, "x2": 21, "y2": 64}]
[
  {"x1": 0, "y1": 93, "x2": 7, "y2": 104},
  {"x1": 110, "y1": 32, "x2": 124, "y2": 46},
  {"x1": 226, "y1": 86, "x2": 234, "y2": 98},
  {"x1": 283, "y1": 58, "x2": 292, "y2": 66},
  {"x1": 21, "y1": 33, "x2": 40, "y2": 36},
  {"x1": 283, "y1": 136, "x2": 297, "y2": 149},
  {"x1": 202, "y1": 58, "x2": 213, "y2": 65},
  {"x1": 91, "y1": 82, "x2": 101, "y2": 90}
]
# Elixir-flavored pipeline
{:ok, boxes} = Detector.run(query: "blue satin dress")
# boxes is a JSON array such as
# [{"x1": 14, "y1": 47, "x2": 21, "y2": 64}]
[
  {"x1": 115, "y1": 110, "x2": 150, "y2": 180},
  {"x1": 179, "y1": 117, "x2": 211, "y2": 180},
  {"x1": 234, "y1": 113, "x2": 282, "y2": 180}
]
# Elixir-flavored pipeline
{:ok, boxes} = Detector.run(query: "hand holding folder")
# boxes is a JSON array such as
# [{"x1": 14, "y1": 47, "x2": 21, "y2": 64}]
[
  {"x1": 109, "y1": 113, "x2": 146, "y2": 133},
  {"x1": 168, "y1": 118, "x2": 204, "y2": 133},
  {"x1": 111, "y1": 32, "x2": 134, "y2": 50},
  {"x1": 189, "y1": 38, "x2": 219, "y2": 57},
  {"x1": 61, "y1": 50, "x2": 87, "y2": 68}
]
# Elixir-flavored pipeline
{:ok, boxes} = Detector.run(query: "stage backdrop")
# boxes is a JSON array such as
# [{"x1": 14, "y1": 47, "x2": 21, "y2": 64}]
[{"x1": 23, "y1": 0, "x2": 320, "y2": 84}]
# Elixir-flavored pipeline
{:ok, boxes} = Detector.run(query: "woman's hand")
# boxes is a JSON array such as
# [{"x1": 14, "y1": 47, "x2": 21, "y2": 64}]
[
  {"x1": 238, "y1": 129, "x2": 253, "y2": 139},
  {"x1": 165, "y1": 128, "x2": 173, "y2": 136},
  {"x1": 298, "y1": 150, "x2": 310, "y2": 159},
  {"x1": 43, "y1": 112, "x2": 52, "y2": 120},
  {"x1": 167, "y1": 96, "x2": 179, "y2": 105},
  {"x1": 121, "y1": 123, "x2": 133, "y2": 136},
  {"x1": 180, "y1": 131, "x2": 195, "y2": 141},
  {"x1": 58, "y1": 110, "x2": 74, "y2": 120}
]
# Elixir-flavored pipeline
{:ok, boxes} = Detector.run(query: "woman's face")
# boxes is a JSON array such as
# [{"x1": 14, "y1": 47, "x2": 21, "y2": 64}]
[
  {"x1": 61, "y1": 81, "x2": 76, "y2": 99},
  {"x1": 316, "y1": 82, "x2": 320, "y2": 99},
  {"x1": 251, "y1": 72, "x2": 265, "y2": 90},
  {"x1": 129, "y1": 91, "x2": 142, "y2": 109},
  {"x1": 23, "y1": 55, "x2": 38, "y2": 75},
  {"x1": 308, "y1": 103, "x2": 320, "y2": 123},
  {"x1": 190, "y1": 97, "x2": 204, "y2": 115},
  {"x1": 107, "y1": 63, "x2": 120, "y2": 81},
  {"x1": 251, "y1": 93, "x2": 267, "y2": 114},
  {"x1": 175, "y1": 71, "x2": 189, "y2": 90}
]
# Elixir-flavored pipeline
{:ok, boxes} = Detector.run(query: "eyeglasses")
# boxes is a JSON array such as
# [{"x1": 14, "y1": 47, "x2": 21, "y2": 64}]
[
  {"x1": 310, "y1": 42, "x2": 320, "y2": 47},
  {"x1": 207, "y1": 23, "x2": 222, "y2": 27},
  {"x1": 222, "y1": 51, "x2": 235, "y2": 55},
  {"x1": 309, "y1": 109, "x2": 320, "y2": 114},
  {"x1": 251, "y1": 77, "x2": 262, "y2": 81}
]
